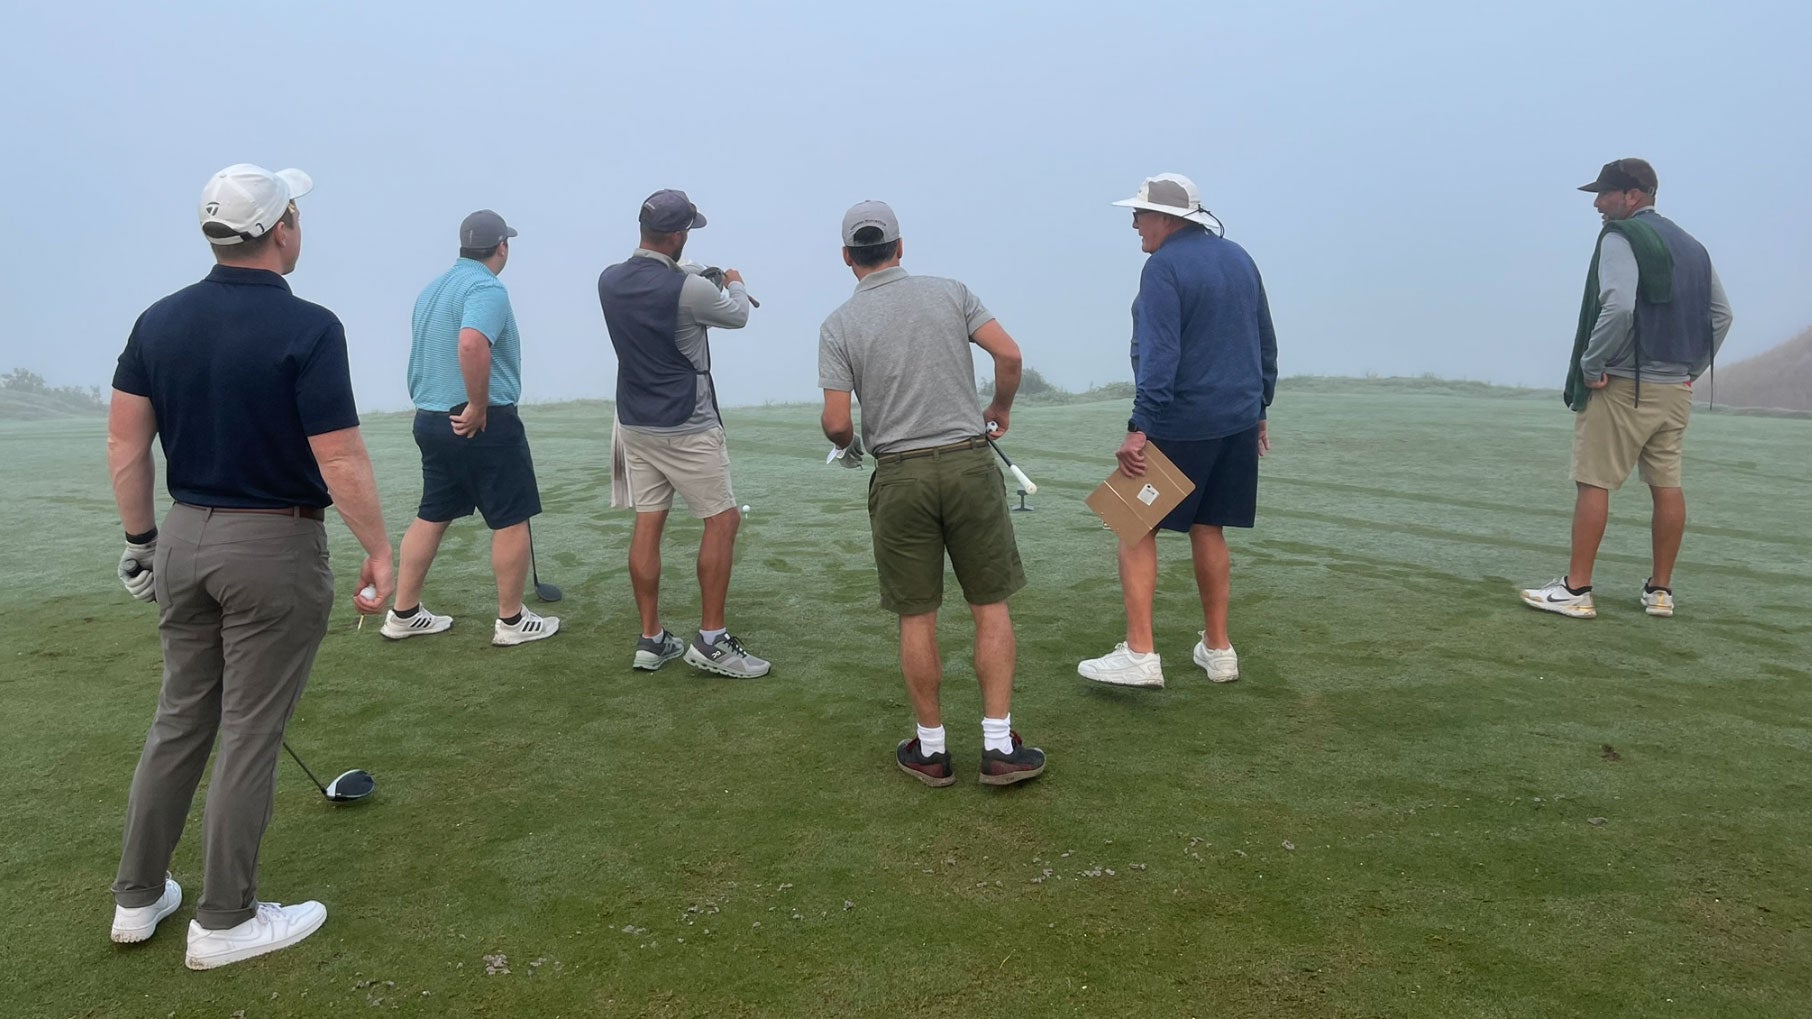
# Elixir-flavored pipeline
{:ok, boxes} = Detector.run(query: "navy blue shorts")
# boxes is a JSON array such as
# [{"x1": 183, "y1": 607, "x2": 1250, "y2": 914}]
[
  {"x1": 413, "y1": 405, "x2": 542, "y2": 529},
  {"x1": 1152, "y1": 425, "x2": 1261, "y2": 532}
]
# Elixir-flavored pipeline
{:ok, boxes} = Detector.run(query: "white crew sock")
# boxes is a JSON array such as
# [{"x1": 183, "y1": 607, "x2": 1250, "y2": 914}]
[
  {"x1": 982, "y1": 715, "x2": 1013, "y2": 754},
  {"x1": 644, "y1": 628, "x2": 666, "y2": 641},
  {"x1": 699, "y1": 627, "x2": 727, "y2": 646},
  {"x1": 915, "y1": 724, "x2": 946, "y2": 757}
]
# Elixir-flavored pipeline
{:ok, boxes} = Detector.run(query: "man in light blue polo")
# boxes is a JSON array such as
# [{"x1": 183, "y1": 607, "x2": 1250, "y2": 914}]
[{"x1": 385, "y1": 209, "x2": 559, "y2": 647}]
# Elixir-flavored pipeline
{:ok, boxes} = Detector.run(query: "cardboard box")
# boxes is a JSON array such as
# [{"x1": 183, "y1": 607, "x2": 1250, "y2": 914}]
[{"x1": 1084, "y1": 444, "x2": 1197, "y2": 543}]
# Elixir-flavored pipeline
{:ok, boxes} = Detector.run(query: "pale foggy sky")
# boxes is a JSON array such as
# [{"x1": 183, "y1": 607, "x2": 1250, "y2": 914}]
[{"x1": 4, "y1": 0, "x2": 1807, "y2": 411}]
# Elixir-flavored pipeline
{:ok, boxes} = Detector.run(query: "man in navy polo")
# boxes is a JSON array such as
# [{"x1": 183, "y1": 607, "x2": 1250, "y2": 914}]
[
  {"x1": 1078, "y1": 173, "x2": 1278, "y2": 690},
  {"x1": 107, "y1": 163, "x2": 396, "y2": 968},
  {"x1": 385, "y1": 209, "x2": 559, "y2": 647}
]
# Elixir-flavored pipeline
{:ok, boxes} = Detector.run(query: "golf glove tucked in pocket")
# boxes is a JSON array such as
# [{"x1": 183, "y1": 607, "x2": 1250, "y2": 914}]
[{"x1": 118, "y1": 539, "x2": 156, "y2": 601}]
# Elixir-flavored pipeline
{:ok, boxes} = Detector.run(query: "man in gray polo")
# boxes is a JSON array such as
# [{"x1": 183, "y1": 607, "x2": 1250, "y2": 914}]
[
  {"x1": 819, "y1": 200, "x2": 1045, "y2": 787},
  {"x1": 598, "y1": 188, "x2": 769, "y2": 677},
  {"x1": 107, "y1": 163, "x2": 395, "y2": 968}
]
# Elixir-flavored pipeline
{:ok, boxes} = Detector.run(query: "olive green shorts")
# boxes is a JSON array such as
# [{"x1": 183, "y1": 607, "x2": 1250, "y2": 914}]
[{"x1": 867, "y1": 445, "x2": 1026, "y2": 615}]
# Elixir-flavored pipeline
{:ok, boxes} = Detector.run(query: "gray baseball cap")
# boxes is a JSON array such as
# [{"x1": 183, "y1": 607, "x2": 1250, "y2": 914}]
[
  {"x1": 841, "y1": 200, "x2": 899, "y2": 246},
  {"x1": 639, "y1": 189, "x2": 707, "y2": 233},
  {"x1": 460, "y1": 209, "x2": 518, "y2": 248}
]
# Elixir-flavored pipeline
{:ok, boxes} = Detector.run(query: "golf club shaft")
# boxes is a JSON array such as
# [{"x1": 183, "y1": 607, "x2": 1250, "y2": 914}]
[
  {"x1": 282, "y1": 741, "x2": 328, "y2": 795},
  {"x1": 527, "y1": 519, "x2": 542, "y2": 588},
  {"x1": 985, "y1": 438, "x2": 1038, "y2": 495}
]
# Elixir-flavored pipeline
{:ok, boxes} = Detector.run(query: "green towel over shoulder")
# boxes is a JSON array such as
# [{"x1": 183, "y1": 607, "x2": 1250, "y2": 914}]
[{"x1": 1564, "y1": 217, "x2": 1673, "y2": 412}]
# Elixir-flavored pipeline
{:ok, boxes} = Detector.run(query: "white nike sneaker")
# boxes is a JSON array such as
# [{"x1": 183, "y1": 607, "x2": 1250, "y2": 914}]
[
  {"x1": 111, "y1": 875, "x2": 181, "y2": 943},
  {"x1": 1193, "y1": 636, "x2": 1239, "y2": 683},
  {"x1": 1077, "y1": 643, "x2": 1164, "y2": 688},
  {"x1": 185, "y1": 900, "x2": 327, "y2": 970},
  {"x1": 1641, "y1": 582, "x2": 1675, "y2": 617},
  {"x1": 379, "y1": 605, "x2": 453, "y2": 639},
  {"x1": 1519, "y1": 577, "x2": 1596, "y2": 619},
  {"x1": 493, "y1": 608, "x2": 560, "y2": 646}
]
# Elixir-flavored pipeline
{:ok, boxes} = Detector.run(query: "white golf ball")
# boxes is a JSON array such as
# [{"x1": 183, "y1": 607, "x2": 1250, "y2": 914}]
[
  {"x1": 741, "y1": 504, "x2": 752, "y2": 513},
  {"x1": 359, "y1": 585, "x2": 377, "y2": 600}
]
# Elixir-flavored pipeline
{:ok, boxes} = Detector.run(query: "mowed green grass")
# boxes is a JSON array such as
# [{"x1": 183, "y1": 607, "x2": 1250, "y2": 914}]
[{"x1": 2, "y1": 384, "x2": 1808, "y2": 1018}]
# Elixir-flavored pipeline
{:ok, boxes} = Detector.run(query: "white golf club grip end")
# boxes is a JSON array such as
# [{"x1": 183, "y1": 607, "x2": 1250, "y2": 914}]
[{"x1": 1009, "y1": 465, "x2": 1037, "y2": 495}]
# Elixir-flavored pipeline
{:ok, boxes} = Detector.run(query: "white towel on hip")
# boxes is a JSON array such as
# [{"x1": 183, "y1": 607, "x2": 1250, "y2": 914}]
[{"x1": 610, "y1": 414, "x2": 632, "y2": 509}]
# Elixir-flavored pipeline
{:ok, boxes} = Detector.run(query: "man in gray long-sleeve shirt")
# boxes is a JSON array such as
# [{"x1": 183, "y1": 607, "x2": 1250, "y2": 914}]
[
  {"x1": 1521, "y1": 158, "x2": 1732, "y2": 621},
  {"x1": 599, "y1": 189, "x2": 770, "y2": 677}
]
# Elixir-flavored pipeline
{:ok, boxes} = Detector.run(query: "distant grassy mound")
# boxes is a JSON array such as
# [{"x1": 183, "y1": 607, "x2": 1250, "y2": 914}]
[
  {"x1": 0, "y1": 385, "x2": 107, "y2": 420},
  {"x1": 1702, "y1": 327, "x2": 1812, "y2": 413},
  {"x1": 992, "y1": 370, "x2": 1549, "y2": 408}
]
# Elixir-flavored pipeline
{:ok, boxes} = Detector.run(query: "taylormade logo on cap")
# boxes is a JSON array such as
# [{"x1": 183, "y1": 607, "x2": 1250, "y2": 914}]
[
  {"x1": 198, "y1": 163, "x2": 313, "y2": 245},
  {"x1": 841, "y1": 200, "x2": 899, "y2": 246}
]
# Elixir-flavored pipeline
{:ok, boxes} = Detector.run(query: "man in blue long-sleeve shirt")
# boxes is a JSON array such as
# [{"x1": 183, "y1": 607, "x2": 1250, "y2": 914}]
[{"x1": 1079, "y1": 173, "x2": 1278, "y2": 690}]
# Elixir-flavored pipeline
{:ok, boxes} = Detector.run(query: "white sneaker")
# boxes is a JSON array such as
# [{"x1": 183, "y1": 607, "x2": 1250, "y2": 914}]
[
  {"x1": 184, "y1": 900, "x2": 326, "y2": 970},
  {"x1": 379, "y1": 605, "x2": 453, "y2": 639},
  {"x1": 493, "y1": 608, "x2": 560, "y2": 646},
  {"x1": 111, "y1": 875, "x2": 181, "y2": 943},
  {"x1": 1519, "y1": 577, "x2": 1596, "y2": 619},
  {"x1": 1193, "y1": 636, "x2": 1239, "y2": 683},
  {"x1": 1077, "y1": 643, "x2": 1164, "y2": 688},
  {"x1": 1641, "y1": 582, "x2": 1675, "y2": 617}
]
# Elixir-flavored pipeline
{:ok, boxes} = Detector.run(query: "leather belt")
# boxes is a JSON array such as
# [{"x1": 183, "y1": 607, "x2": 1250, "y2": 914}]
[
  {"x1": 179, "y1": 502, "x2": 325, "y2": 521},
  {"x1": 875, "y1": 436, "x2": 988, "y2": 465}
]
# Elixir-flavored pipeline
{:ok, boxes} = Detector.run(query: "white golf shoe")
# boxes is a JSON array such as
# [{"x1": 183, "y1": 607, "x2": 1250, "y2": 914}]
[
  {"x1": 1641, "y1": 582, "x2": 1675, "y2": 617},
  {"x1": 493, "y1": 608, "x2": 560, "y2": 646},
  {"x1": 1520, "y1": 577, "x2": 1596, "y2": 619},
  {"x1": 1077, "y1": 643, "x2": 1164, "y2": 688},
  {"x1": 1193, "y1": 637, "x2": 1240, "y2": 683},
  {"x1": 185, "y1": 900, "x2": 326, "y2": 970},
  {"x1": 379, "y1": 605, "x2": 453, "y2": 640},
  {"x1": 111, "y1": 875, "x2": 181, "y2": 943}
]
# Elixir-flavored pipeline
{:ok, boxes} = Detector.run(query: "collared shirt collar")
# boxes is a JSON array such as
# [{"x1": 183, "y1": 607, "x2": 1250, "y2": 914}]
[
  {"x1": 855, "y1": 265, "x2": 909, "y2": 292},
  {"x1": 631, "y1": 247, "x2": 679, "y2": 269},
  {"x1": 205, "y1": 264, "x2": 291, "y2": 291},
  {"x1": 457, "y1": 256, "x2": 499, "y2": 277}
]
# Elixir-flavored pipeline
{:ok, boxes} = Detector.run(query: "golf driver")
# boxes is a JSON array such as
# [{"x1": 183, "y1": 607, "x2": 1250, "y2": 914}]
[
  {"x1": 526, "y1": 519, "x2": 563, "y2": 602},
  {"x1": 983, "y1": 434, "x2": 1037, "y2": 495},
  {"x1": 282, "y1": 742, "x2": 375, "y2": 803}
]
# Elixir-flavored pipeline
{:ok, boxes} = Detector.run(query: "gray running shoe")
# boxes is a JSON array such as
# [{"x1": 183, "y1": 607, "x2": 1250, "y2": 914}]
[
  {"x1": 633, "y1": 630, "x2": 687, "y2": 671},
  {"x1": 683, "y1": 632, "x2": 771, "y2": 678}
]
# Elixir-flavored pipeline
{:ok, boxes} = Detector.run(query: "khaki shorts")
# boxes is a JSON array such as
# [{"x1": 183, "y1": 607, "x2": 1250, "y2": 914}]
[
  {"x1": 620, "y1": 426, "x2": 736, "y2": 517},
  {"x1": 867, "y1": 444, "x2": 1026, "y2": 615},
  {"x1": 1571, "y1": 376, "x2": 1692, "y2": 490}
]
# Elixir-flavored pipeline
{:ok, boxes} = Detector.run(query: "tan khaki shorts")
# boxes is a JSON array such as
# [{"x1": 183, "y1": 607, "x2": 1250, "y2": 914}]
[
  {"x1": 1571, "y1": 376, "x2": 1692, "y2": 490},
  {"x1": 620, "y1": 426, "x2": 736, "y2": 517}
]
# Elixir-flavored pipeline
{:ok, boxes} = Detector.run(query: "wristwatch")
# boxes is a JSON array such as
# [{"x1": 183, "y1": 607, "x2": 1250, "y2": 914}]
[{"x1": 1127, "y1": 418, "x2": 1140, "y2": 433}]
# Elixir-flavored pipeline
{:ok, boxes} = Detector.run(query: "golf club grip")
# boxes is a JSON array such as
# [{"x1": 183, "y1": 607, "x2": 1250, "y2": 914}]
[{"x1": 1008, "y1": 464, "x2": 1037, "y2": 495}]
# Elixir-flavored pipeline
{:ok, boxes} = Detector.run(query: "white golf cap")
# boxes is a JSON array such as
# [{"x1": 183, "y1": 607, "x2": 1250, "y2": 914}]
[
  {"x1": 198, "y1": 163, "x2": 313, "y2": 245},
  {"x1": 1111, "y1": 172, "x2": 1223, "y2": 235}
]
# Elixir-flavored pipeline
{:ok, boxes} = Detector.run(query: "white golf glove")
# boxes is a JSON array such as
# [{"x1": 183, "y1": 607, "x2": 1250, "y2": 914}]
[
  {"x1": 118, "y1": 537, "x2": 156, "y2": 602},
  {"x1": 834, "y1": 435, "x2": 865, "y2": 469}
]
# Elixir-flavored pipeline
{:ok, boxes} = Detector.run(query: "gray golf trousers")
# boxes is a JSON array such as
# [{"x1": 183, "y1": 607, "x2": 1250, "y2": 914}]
[{"x1": 112, "y1": 504, "x2": 334, "y2": 929}]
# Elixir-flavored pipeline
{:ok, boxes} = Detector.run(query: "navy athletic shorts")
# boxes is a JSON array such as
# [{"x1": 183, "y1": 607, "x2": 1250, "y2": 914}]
[
  {"x1": 1151, "y1": 424, "x2": 1261, "y2": 531},
  {"x1": 412, "y1": 405, "x2": 542, "y2": 529}
]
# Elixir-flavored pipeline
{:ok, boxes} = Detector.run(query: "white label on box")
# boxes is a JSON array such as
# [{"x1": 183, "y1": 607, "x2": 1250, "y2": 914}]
[{"x1": 1137, "y1": 484, "x2": 1160, "y2": 506}]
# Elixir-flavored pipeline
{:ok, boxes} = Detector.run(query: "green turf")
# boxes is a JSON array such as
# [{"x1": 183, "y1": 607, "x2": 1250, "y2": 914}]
[{"x1": 2, "y1": 384, "x2": 1808, "y2": 1017}]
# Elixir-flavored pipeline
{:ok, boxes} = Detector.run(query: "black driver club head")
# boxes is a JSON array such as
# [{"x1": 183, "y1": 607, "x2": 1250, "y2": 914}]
[
  {"x1": 534, "y1": 581, "x2": 564, "y2": 602},
  {"x1": 322, "y1": 769, "x2": 376, "y2": 803}
]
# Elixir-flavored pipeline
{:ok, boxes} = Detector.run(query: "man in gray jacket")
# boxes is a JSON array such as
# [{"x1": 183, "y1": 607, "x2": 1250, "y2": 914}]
[{"x1": 1521, "y1": 158, "x2": 1732, "y2": 620}]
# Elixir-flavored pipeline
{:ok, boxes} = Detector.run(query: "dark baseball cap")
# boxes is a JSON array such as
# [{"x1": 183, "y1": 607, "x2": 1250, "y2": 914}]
[
  {"x1": 639, "y1": 189, "x2": 707, "y2": 233},
  {"x1": 1578, "y1": 158, "x2": 1657, "y2": 194},
  {"x1": 460, "y1": 209, "x2": 518, "y2": 248}
]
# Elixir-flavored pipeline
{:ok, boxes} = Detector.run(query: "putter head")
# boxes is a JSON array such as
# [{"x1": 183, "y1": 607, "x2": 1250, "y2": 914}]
[{"x1": 323, "y1": 769, "x2": 375, "y2": 803}]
